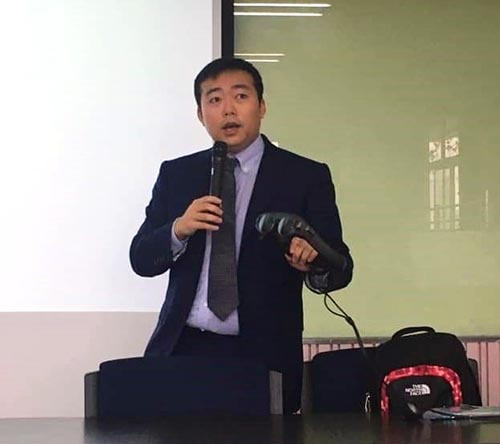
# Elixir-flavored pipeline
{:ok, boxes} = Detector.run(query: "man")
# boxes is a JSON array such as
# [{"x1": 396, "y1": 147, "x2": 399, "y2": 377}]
[{"x1": 130, "y1": 58, "x2": 353, "y2": 413}]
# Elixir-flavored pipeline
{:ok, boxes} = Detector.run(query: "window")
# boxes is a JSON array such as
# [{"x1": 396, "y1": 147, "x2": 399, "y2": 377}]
[{"x1": 429, "y1": 137, "x2": 460, "y2": 231}]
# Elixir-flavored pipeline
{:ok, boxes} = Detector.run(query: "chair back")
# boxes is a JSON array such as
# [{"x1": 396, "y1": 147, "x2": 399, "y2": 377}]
[{"x1": 85, "y1": 356, "x2": 282, "y2": 417}]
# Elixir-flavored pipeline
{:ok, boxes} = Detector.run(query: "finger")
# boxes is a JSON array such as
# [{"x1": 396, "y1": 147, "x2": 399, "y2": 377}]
[
  {"x1": 192, "y1": 221, "x2": 220, "y2": 231},
  {"x1": 289, "y1": 237, "x2": 306, "y2": 252},
  {"x1": 303, "y1": 248, "x2": 319, "y2": 264},
  {"x1": 285, "y1": 253, "x2": 299, "y2": 267},
  {"x1": 291, "y1": 238, "x2": 320, "y2": 263},
  {"x1": 207, "y1": 203, "x2": 224, "y2": 216},
  {"x1": 182, "y1": 208, "x2": 221, "y2": 230},
  {"x1": 187, "y1": 205, "x2": 222, "y2": 222},
  {"x1": 285, "y1": 254, "x2": 310, "y2": 272},
  {"x1": 194, "y1": 212, "x2": 222, "y2": 225},
  {"x1": 296, "y1": 247, "x2": 313, "y2": 265},
  {"x1": 289, "y1": 238, "x2": 309, "y2": 263},
  {"x1": 196, "y1": 201, "x2": 223, "y2": 216},
  {"x1": 198, "y1": 195, "x2": 222, "y2": 205}
]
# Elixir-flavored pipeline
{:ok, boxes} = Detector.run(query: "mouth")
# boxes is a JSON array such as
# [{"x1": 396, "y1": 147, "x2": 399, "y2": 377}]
[
  {"x1": 222, "y1": 122, "x2": 242, "y2": 130},
  {"x1": 221, "y1": 122, "x2": 242, "y2": 136}
]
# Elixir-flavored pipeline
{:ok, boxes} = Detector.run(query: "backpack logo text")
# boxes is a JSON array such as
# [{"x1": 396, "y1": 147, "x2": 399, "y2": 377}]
[{"x1": 405, "y1": 384, "x2": 431, "y2": 397}]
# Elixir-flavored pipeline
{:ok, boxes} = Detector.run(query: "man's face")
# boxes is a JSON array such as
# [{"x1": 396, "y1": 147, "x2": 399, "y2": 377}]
[{"x1": 197, "y1": 70, "x2": 266, "y2": 154}]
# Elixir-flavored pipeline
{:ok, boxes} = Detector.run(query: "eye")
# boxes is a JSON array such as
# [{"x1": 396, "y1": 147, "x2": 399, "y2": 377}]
[
  {"x1": 236, "y1": 93, "x2": 248, "y2": 100},
  {"x1": 208, "y1": 96, "x2": 221, "y2": 104}
]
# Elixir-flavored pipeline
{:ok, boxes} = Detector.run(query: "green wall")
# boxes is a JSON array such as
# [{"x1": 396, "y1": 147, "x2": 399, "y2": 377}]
[{"x1": 236, "y1": 0, "x2": 500, "y2": 337}]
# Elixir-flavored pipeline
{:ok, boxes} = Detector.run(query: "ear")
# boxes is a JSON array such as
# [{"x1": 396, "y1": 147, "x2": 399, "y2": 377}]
[
  {"x1": 259, "y1": 99, "x2": 267, "y2": 119},
  {"x1": 197, "y1": 107, "x2": 205, "y2": 126}
]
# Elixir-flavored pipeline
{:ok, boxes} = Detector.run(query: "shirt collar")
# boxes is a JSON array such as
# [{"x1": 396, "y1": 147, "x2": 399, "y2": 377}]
[{"x1": 231, "y1": 134, "x2": 265, "y2": 174}]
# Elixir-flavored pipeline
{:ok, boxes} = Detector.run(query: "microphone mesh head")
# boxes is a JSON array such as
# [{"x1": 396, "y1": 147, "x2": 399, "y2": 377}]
[
  {"x1": 255, "y1": 213, "x2": 274, "y2": 235},
  {"x1": 213, "y1": 141, "x2": 228, "y2": 157}
]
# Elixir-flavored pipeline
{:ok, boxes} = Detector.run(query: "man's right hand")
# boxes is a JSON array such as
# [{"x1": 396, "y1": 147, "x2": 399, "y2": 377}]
[{"x1": 174, "y1": 195, "x2": 223, "y2": 240}]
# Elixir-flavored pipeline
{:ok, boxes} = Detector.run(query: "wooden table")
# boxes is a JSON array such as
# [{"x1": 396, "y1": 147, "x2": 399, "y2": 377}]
[{"x1": 1, "y1": 413, "x2": 499, "y2": 443}]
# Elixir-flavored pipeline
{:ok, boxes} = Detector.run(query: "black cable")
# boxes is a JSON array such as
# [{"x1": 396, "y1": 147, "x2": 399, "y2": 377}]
[{"x1": 323, "y1": 292, "x2": 370, "y2": 362}]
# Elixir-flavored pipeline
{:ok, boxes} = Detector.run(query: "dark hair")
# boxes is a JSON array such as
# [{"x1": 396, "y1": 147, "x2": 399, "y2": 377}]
[{"x1": 194, "y1": 58, "x2": 264, "y2": 107}]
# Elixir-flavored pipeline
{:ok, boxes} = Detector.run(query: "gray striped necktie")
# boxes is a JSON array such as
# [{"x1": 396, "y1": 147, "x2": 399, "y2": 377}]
[{"x1": 208, "y1": 157, "x2": 239, "y2": 320}]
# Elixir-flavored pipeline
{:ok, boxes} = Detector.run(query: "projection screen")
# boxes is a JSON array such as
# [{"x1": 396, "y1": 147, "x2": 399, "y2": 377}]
[{"x1": 0, "y1": 1, "x2": 219, "y2": 311}]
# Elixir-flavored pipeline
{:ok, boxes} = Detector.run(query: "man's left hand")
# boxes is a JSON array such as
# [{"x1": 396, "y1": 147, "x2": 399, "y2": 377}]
[{"x1": 285, "y1": 237, "x2": 318, "y2": 272}]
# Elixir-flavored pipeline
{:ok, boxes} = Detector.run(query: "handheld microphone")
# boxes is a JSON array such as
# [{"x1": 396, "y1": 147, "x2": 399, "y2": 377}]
[
  {"x1": 210, "y1": 141, "x2": 228, "y2": 197},
  {"x1": 255, "y1": 212, "x2": 348, "y2": 273}
]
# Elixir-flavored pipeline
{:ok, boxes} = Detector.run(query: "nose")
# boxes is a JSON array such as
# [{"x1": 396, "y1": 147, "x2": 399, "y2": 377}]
[{"x1": 223, "y1": 99, "x2": 236, "y2": 117}]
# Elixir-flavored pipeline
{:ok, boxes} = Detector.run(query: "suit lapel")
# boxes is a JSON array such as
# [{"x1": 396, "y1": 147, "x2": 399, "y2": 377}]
[{"x1": 195, "y1": 149, "x2": 212, "y2": 197}]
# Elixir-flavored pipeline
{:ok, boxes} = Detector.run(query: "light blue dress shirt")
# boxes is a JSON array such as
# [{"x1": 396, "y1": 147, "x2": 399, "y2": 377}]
[{"x1": 171, "y1": 135, "x2": 265, "y2": 334}]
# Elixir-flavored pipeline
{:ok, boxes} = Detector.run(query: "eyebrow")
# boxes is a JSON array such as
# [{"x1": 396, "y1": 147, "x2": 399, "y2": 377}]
[{"x1": 204, "y1": 84, "x2": 252, "y2": 97}]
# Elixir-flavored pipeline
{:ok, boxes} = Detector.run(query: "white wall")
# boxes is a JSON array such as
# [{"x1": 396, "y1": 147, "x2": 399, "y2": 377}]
[
  {"x1": 0, "y1": 0, "x2": 219, "y2": 418},
  {"x1": 1, "y1": 313, "x2": 157, "y2": 417}
]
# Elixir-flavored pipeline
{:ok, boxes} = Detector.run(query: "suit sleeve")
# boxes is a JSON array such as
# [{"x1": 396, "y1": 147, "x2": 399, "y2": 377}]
[
  {"x1": 303, "y1": 163, "x2": 353, "y2": 292},
  {"x1": 129, "y1": 162, "x2": 176, "y2": 277}
]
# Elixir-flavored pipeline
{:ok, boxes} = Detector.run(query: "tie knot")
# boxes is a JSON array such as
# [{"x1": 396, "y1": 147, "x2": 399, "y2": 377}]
[{"x1": 225, "y1": 157, "x2": 238, "y2": 172}]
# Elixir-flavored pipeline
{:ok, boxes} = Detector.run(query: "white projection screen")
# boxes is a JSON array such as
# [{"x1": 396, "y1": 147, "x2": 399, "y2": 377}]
[{"x1": 0, "y1": 1, "x2": 219, "y2": 311}]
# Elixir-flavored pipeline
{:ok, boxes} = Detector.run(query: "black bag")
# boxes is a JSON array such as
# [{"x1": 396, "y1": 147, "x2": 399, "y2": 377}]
[
  {"x1": 310, "y1": 347, "x2": 375, "y2": 412},
  {"x1": 371, "y1": 327, "x2": 482, "y2": 417}
]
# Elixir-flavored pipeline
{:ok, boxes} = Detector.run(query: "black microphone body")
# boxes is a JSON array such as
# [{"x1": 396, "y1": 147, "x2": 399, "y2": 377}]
[
  {"x1": 255, "y1": 212, "x2": 348, "y2": 273},
  {"x1": 210, "y1": 141, "x2": 228, "y2": 197}
]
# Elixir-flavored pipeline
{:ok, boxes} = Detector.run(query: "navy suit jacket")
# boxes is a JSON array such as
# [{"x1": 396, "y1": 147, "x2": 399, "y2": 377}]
[{"x1": 130, "y1": 135, "x2": 353, "y2": 410}]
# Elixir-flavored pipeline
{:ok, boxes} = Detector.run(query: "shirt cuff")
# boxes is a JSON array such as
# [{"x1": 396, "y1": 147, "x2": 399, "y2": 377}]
[{"x1": 171, "y1": 218, "x2": 189, "y2": 260}]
